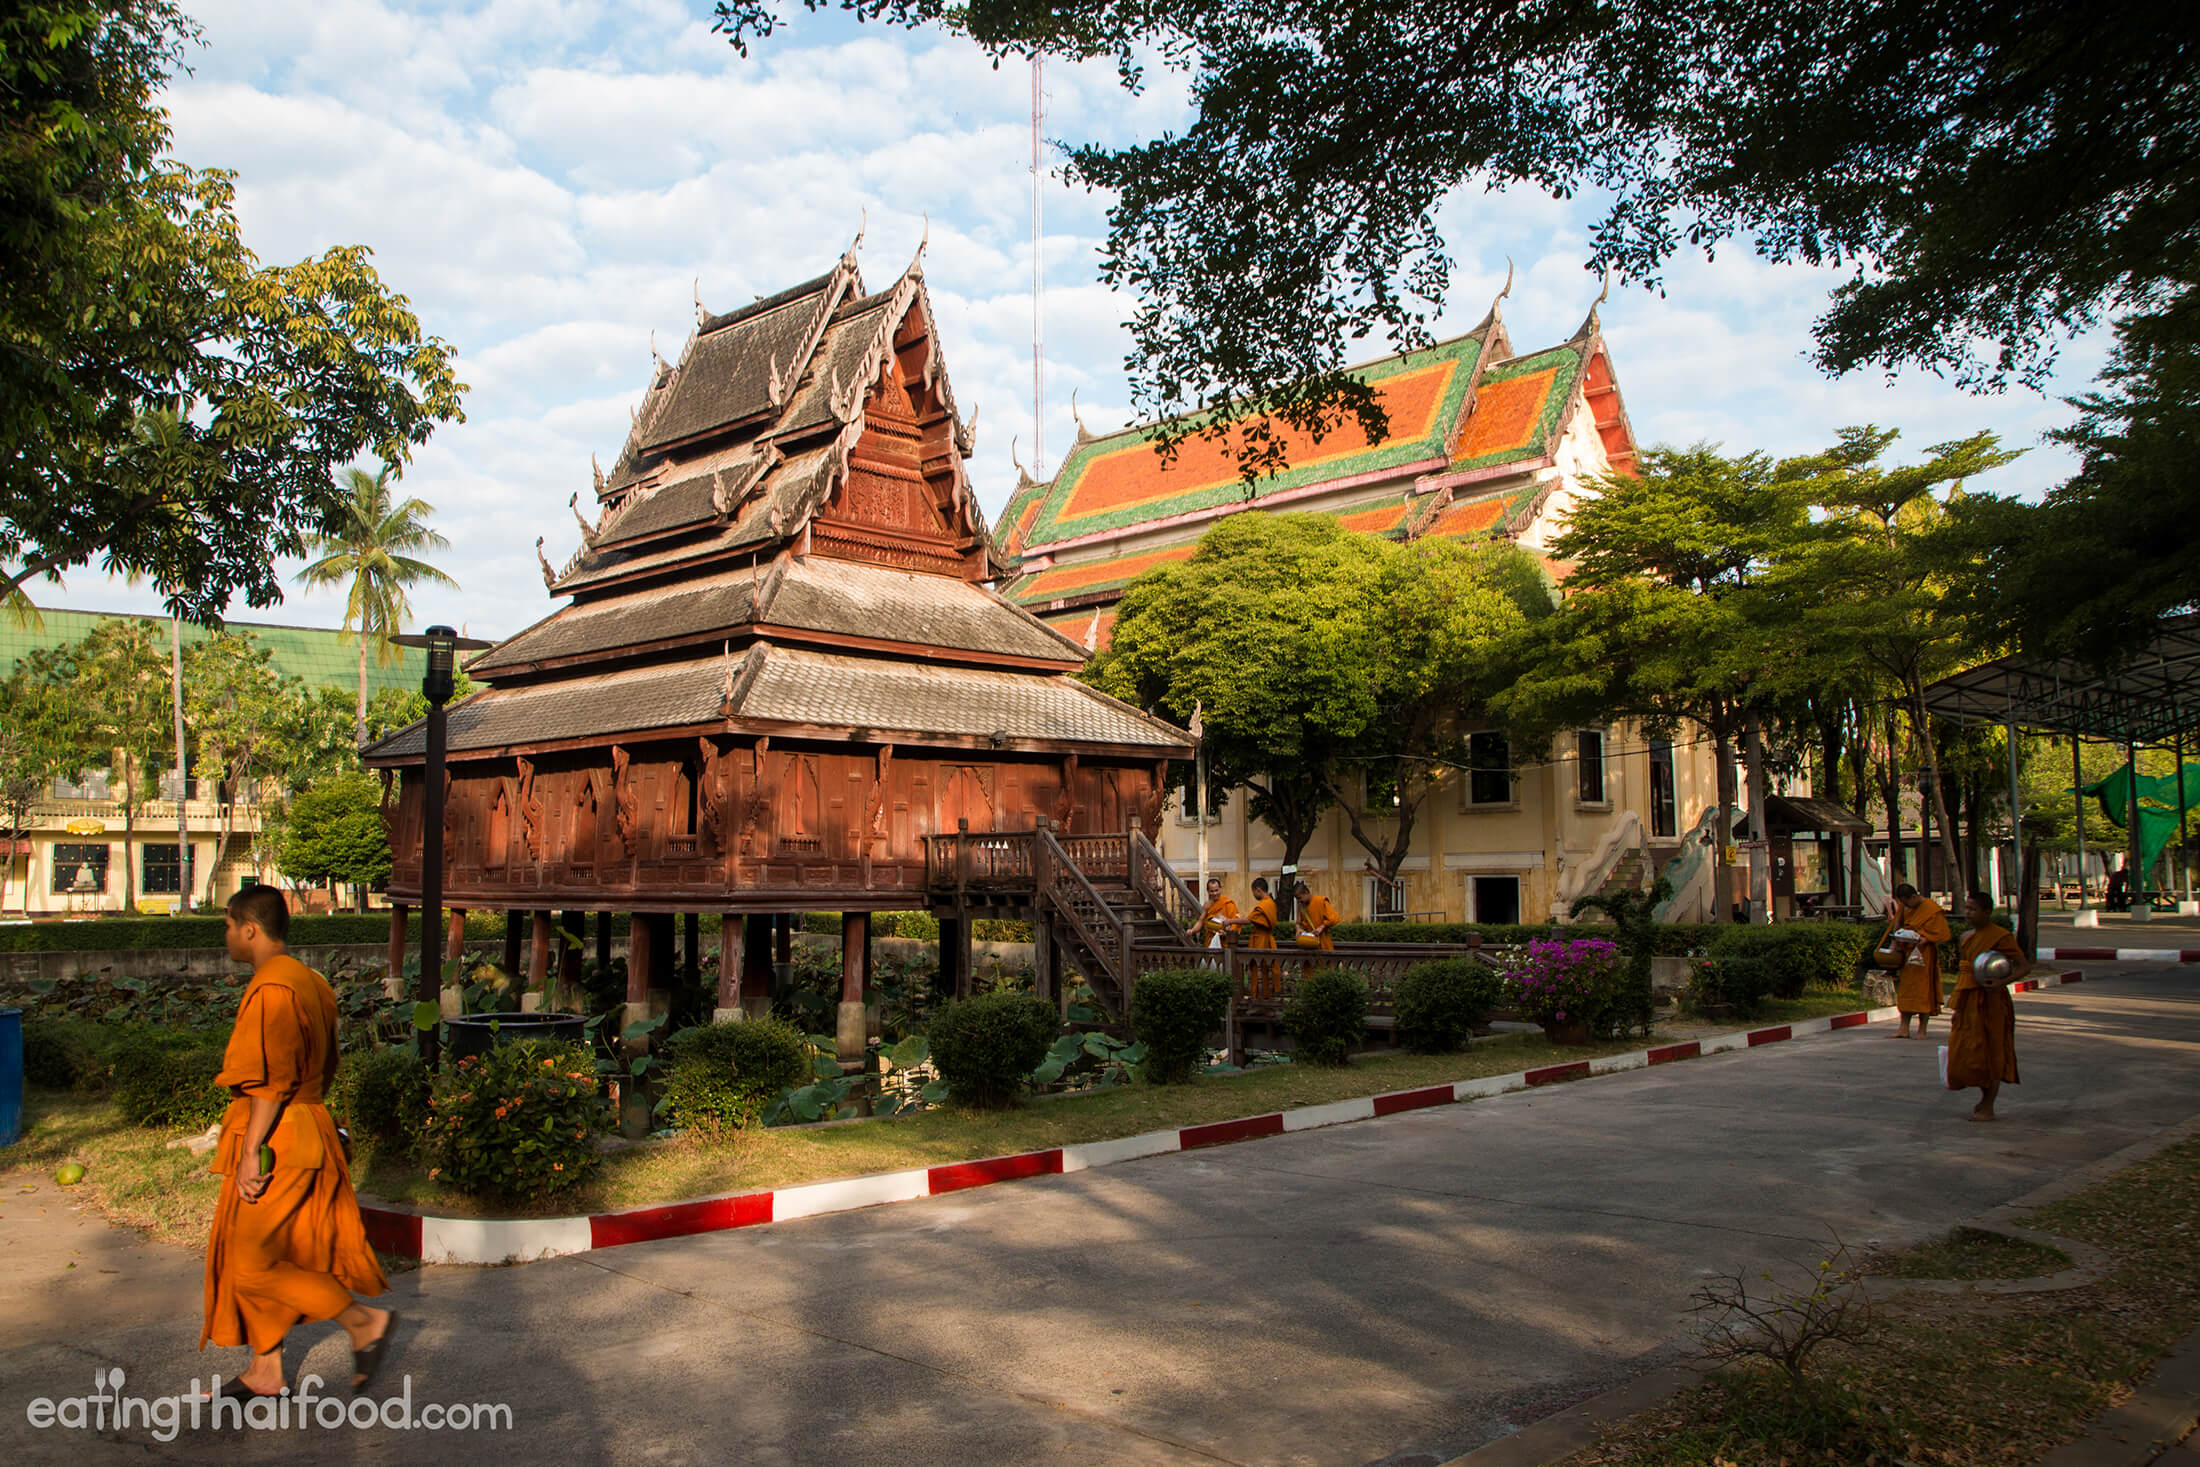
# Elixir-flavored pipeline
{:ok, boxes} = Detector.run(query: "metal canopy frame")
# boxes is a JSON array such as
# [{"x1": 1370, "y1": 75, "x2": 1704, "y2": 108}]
[{"x1": 1922, "y1": 612, "x2": 2200, "y2": 742}]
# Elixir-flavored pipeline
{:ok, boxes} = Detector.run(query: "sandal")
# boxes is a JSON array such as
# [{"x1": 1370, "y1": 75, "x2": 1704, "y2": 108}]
[
  {"x1": 351, "y1": 1310, "x2": 401, "y2": 1398},
  {"x1": 218, "y1": 1377, "x2": 287, "y2": 1400}
]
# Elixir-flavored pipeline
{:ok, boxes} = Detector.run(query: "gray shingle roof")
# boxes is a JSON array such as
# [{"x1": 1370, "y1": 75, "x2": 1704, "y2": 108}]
[
  {"x1": 367, "y1": 641, "x2": 1188, "y2": 760},
  {"x1": 761, "y1": 559, "x2": 1084, "y2": 663},
  {"x1": 468, "y1": 568, "x2": 763, "y2": 675},
  {"x1": 554, "y1": 444, "x2": 838, "y2": 594},
  {"x1": 642, "y1": 285, "x2": 833, "y2": 451},
  {"x1": 594, "y1": 451, "x2": 772, "y2": 550},
  {"x1": 776, "y1": 301, "x2": 892, "y2": 439}
]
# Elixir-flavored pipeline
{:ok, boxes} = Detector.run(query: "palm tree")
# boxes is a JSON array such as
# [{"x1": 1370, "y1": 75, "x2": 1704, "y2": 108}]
[{"x1": 297, "y1": 465, "x2": 457, "y2": 744}]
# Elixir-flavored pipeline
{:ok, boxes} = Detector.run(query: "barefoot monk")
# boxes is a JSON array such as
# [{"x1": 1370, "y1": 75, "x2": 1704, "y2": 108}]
[
  {"x1": 1948, "y1": 892, "x2": 2028, "y2": 1121},
  {"x1": 1880, "y1": 883, "x2": 1951, "y2": 1040},
  {"x1": 202, "y1": 886, "x2": 397, "y2": 1400}
]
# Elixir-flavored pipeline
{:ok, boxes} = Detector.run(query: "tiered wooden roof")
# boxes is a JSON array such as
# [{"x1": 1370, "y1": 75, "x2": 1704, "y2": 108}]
[
  {"x1": 998, "y1": 290, "x2": 1638, "y2": 643},
  {"x1": 366, "y1": 244, "x2": 1188, "y2": 768}
]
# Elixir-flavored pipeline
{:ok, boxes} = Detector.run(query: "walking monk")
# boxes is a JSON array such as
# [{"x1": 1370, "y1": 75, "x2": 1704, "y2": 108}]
[
  {"x1": 1244, "y1": 877, "x2": 1279, "y2": 999},
  {"x1": 1880, "y1": 882, "x2": 1951, "y2": 1039},
  {"x1": 1949, "y1": 892, "x2": 2028, "y2": 1121},
  {"x1": 1294, "y1": 880, "x2": 1341, "y2": 952},
  {"x1": 203, "y1": 886, "x2": 396, "y2": 1399},
  {"x1": 1198, "y1": 876, "x2": 1240, "y2": 949}
]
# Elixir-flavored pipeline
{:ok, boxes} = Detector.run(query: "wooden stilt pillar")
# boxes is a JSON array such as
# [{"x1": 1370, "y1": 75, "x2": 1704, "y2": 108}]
[
  {"x1": 559, "y1": 911, "x2": 585, "y2": 1002},
  {"x1": 940, "y1": 915, "x2": 970, "y2": 999},
  {"x1": 620, "y1": 915, "x2": 656, "y2": 1138},
  {"x1": 530, "y1": 910, "x2": 554, "y2": 1007},
  {"x1": 742, "y1": 914, "x2": 773, "y2": 1014},
  {"x1": 385, "y1": 904, "x2": 409, "y2": 1001},
  {"x1": 502, "y1": 910, "x2": 523, "y2": 982},
  {"x1": 594, "y1": 911, "x2": 612, "y2": 976},
  {"x1": 838, "y1": 910, "x2": 869, "y2": 1062},
  {"x1": 445, "y1": 908, "x2": 467, "y2": 975},
  {"x1": 1033, "y1": 912, "x2": 1054, "y2": 1006},
  {"x1": 715, "y1": 914, "x2": 744, "y2": 1021}
]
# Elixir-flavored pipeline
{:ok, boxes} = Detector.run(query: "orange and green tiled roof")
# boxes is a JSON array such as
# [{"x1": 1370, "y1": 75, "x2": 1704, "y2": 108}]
[
  {"x1": 1014, "y1": 330, "x2": 1492, "y2": 551},
  {"x1": 1448, "y1": 343, "x2": 1586, "y2": 474},
  {"x1": 996, "y1": 477, "x2": 1048, "y2": 557}
]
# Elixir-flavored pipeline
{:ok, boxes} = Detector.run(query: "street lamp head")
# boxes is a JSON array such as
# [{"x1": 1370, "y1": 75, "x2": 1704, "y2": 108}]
[{"x1": 392, "y1": 624, "x2": 493, "y2": 707}]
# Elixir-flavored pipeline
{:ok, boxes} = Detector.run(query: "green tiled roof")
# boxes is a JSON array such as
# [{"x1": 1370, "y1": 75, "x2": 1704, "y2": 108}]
[{"x1": 0, "y1": 608, "x2": 427, "y2": 694}]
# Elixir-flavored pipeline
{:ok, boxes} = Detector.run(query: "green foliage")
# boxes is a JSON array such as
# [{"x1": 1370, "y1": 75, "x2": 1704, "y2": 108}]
[
  {"x1": 421, "y1": 1039, "x2": 604, "y2": 1201},
  {"x1": 20, "y1": 1016, "x2": 130, "y2": 1091},
  {"x1": 0, "y1": 909, "x2": 495, "y2": 952},
  {"x1": 1569, "y1": 877, "x2": 1672, "y2": 1037},
  {"x1": 107, "y1": 1028, "x2": 228, "y2": 1130},
  {"x1": 1028, "y1": 1028, "x2": 1148, "y2": 1091},
  {"x1": 1283, "y1": 968, "x2": 1368, "y2": 1066},
  {"x1": 329, "y1": 1046, "x2": 426, "y2": 1158},
  {"x1": 925, "y1": 989, "x2": 1058, "y2": 1108},
  {"x1": 1332, "y1": 920, "x2": 1720, "y2": 955},
  {"x1": 973, "y1": 918, "x2": 1035, "y2": 943},
  {"x1": 1503, "y1": 938, "x2": 1638, "y2": 1039},
  {"x1": 660, "y1": 1017, "x2": 808, "y2": 1131},
  {"x1": 277, "y1": 772, "x2": 392, "y2": 888},
  {"x1": 716, "y1": 2, "x2": 2196, "y2": 481},
  {"x1": 1707, "y1": 922, "x2": 1877, "y2": 1000},
  {"x1": 1128, "y1": 967, "x2": 1231, "y2": 1083},
  {"x1": 1392, "y1": 958, "x2": 1502, "y2": 1053},
  {"x1": 1689, "y1": 952, "x2": 1777, "y2": 1015}
]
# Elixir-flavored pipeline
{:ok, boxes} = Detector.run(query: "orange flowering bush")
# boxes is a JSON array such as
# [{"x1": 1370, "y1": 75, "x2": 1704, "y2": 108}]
[{"x1": 422, "y1": 1038, "x2": 604, "y2": 1201}]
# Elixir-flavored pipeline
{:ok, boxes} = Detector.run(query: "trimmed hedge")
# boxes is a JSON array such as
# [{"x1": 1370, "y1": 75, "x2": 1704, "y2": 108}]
[
  {"x1": 1705, "y1": 921, "x2": 1880, "y2": 999},
  {"x1": 1333, "y1": 920, "x2": 1723, "y2": 955},
  {"x1": 661, "y1": 1017, "x2": 809, "y2": 1131},
  {"x1": 927, "y1": 990, "x2": 1058, "y2": 1108},
  {"x1": 1129, "y1": 968, "x2": 1232, "y2": 1083},
  {"x1": 329, "y1": 1047, "x2": 428, "y2": 1158},
  {"x1": 108, "y1": 1029, "x2": 229, "y2": 1130},
  {"x1": 1690, "y1": 953, "x2": 1776, "y2": 1015},
  {"x1": 1393, "y1": 958, "x2": 1503, "y2": 1053},
  {"x1": 0, "y1": 908, "x2": 515, "y2": 954},
  {"x1": 796, "y1": 911, "x2": 1034, "y2": 944},
  {"x1": 1285, "y1": 969, "x2": 1369, "y2": 1066}
]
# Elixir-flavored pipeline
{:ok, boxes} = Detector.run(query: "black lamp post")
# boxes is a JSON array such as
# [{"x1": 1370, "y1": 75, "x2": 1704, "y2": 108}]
[{"x1": 391, "y1": 624, "x2": 490, "y2": 1069}]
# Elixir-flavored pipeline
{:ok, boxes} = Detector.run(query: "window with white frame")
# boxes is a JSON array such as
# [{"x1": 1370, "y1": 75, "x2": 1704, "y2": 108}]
[
  {"x1": 1175, "y1": 771, "x2": 1230, "y2": 825},
  {"x1": 1648, "y1": 737, "x2": 1678, "y2": 839},
  {"x1": 1576, "y1": 729, "x2": 1608, "y2": 805},
  {"x1": 1364, "y1": 870, "x2": 1408, "y2": 920},
  {"x1": 1464, "y1": 731, "x2": 1513, "y2": 808}
]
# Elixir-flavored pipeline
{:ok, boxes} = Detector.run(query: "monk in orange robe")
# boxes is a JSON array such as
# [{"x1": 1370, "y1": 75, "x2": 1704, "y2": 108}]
[
  {"x1": 203, "y1": 886, "x2": 395, "y2": 1399},
  {"x1": 1948, "y1": 892, "x2": 2028, "y2": 1120},
  {"x1": 1198, "y1": 877, "x2": 1240, "y2": 949},
  {"x1": 1243, "y1": 877, "x2": 1279, "y2": 1001},
  {"x1": 1294, "y1": 881, "x2": 1341, "y2": 952},
  {"x1": 1880, "y1": 882, "x2": 1951, "y2": 1039}
]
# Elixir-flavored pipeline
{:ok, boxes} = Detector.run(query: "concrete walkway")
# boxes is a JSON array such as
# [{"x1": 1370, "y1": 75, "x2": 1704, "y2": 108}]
[{"x1": 3, "y1": 961, "x2": 2197, "y2": 1467}]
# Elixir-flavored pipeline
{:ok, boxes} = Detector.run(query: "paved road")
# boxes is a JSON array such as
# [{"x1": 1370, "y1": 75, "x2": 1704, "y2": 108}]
[{"x1": 5, "y1": 962, "x2": 2198, "y2": 1467}]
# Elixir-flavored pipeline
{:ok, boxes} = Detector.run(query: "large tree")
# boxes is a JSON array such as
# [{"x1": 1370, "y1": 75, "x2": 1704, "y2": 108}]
[
  {"x1": 1, "y1": 1, "x2": 466, "y2": 622},
  {"x1": 0, "y1": 669, "x2": 85, "y2": 914},
  {"x1": 181, "y1": 629, "x2": 293, "y2": 904},
  {"x1": 296, "y1": 464, "x2": 456, "y2": 743},
  {"x1": 32, "y1": 617, "x2": 172, "y2": 905},
  {"x1": 714, "y1": 1, "x2": 2195, "y2": 476}
]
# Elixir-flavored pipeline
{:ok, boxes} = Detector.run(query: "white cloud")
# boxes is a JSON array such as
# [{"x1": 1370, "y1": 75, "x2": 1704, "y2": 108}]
[{"x1": 34, "y1": 0, "x2": 2106, "y2": 638}]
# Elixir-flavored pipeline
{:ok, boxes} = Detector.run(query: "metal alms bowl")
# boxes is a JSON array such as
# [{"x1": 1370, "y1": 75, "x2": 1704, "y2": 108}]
[{"x1": 1974, "y1": 952, "x2": 2015, "y2": 985}]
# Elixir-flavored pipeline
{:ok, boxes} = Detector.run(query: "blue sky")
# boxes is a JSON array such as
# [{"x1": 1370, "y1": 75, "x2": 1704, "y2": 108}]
[{"x1": 35, "y1": 0, "x2": 2108, "y2": 638}]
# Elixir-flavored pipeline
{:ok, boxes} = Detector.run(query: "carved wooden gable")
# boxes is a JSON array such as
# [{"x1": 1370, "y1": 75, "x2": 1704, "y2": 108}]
[{"x1": 812, "y1": 311, "x2": 974, "y2": 576}]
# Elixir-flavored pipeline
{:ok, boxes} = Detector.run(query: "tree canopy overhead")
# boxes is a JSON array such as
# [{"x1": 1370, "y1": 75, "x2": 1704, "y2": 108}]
[
  {"x1": 1, "y1": 0, "x2": 466, "y2": 623},
  {"x1": 715, "y1": 1, "x2": 2194, "y2": 477}
]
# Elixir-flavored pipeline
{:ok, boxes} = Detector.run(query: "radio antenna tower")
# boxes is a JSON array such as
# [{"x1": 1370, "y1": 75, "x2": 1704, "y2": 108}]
[{"x1": 1031, "y1": 54, "x2": 1045, "y2": 480}]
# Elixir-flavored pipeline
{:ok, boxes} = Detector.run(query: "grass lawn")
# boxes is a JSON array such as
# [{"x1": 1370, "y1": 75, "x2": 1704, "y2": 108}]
[
  {"x1": 1560, "y1": 1136, "x2": 2200, "y2": 1466},
  {"x1": 9, "y1": 1092, "x2": 222, "y2": 1252},
  {"x1": 359, "y1": 1028, "x2": 1662, "y2": 1217},
  {"x1": 1875, "y1": 1226, "x2": 2070, "y2": 1282}
]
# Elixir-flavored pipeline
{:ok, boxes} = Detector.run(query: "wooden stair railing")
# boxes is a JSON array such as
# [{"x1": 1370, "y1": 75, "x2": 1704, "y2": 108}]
[
  {"x1": 1129, "y1": 828, "x2": 1203, "y2": 947},
  {"x1": 1036, "y1": 825, "x2": 1133, "y2": 1012}
]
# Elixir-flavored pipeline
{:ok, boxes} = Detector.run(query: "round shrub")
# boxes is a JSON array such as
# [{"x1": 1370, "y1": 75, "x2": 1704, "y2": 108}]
[
  {"x1": 926, "y1": 990, "x2": 1058, "y2": 1108},
  {"x1": 1690, "y1": 952, "x2": 1776, "y2": 1015},
  {"x1": 1504, "y1": 938, "x2": 1631, "y2": 1039},
  {"x1": 1393, "y1": 958, "x2": 1502, "y2": 1053},
  {"x1": 108, "y1": 1029, "x2": 229, "y2": 1130},
  {"x1": 1129, "y1": 968, "x2": 1231, "y2": 1083},
  {"x1": 661, "y1": 1016, "x2": 809, "y2": 1131},
  {"x1": 421, "y1": 1038, "x2": 605, "y2": 1201},
  {"x1": 1284, "y1": 968, "x2": 1369, "y2": 1066},
  {"x1": 330, "y1": 1046, "x2": 428, "y2": 1158}
]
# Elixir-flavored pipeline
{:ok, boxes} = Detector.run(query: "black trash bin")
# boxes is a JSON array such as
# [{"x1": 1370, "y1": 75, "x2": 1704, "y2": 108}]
[{"x1": 443, "y1": 1012, "x2": 587, "y2": 1063}]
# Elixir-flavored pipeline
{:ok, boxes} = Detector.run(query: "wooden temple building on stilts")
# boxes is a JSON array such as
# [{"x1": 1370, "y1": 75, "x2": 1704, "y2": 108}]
[{"x1": 364, "y1": 240, "x2": 1196, "y2": 1059}]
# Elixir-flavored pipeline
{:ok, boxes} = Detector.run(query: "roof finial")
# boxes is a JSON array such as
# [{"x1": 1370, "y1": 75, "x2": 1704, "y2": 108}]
[
  {"x1": 853, "y1": 207, "x2": 867, "y2": 253},
  {"x1": 592, "y1": 453, "x2": 604, "y2": 495},
  {"x1": 569, "y1": 492, "x2": 598, "y2": 547},
  {"x1": 1499, "y1": 256, "x2": 1515, "y2": 303},
  {"x1": 694, "y1": 277, "x2": 706, "y2": 326},
  {"x1": 1573, "y1": 267, "x2": 1612, "y2": 340},
  {"x1": 535, "y1": 536, "x2": 556, "y2": 589},
  {"x1": 909, "y1": 213, "x2": 929, "y2": 275},
  {"x1": 959, "y1": 403, "x2": 978, "y2": 457},
  {"x1": 1070, "y1": 387, "x2": 1093, "y2": 444}
]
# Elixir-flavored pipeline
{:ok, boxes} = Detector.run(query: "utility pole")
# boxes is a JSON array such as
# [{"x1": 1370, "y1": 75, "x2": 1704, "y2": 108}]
[{"x1": 1031, "y1": 54, "x2": 1045, "y2": 480}]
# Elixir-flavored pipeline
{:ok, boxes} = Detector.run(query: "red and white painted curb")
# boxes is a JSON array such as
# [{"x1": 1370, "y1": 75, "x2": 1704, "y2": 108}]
[
  {"x1": 362, "y1": 969, "x2": 2094, "y2": 1267},
  {"x1": 2047, "y1": 947, "x2": 2200, "y2": 964}
]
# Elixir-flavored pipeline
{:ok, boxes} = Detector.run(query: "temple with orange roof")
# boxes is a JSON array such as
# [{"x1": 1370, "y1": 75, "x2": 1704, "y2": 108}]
[{"x1": 993, "y1": 283, "x2": 1727, "y2": 926}]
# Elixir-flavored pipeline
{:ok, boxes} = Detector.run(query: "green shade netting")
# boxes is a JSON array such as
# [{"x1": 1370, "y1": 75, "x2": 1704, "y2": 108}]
[{"x1": 2081, "y1": 761, "x2": 2200, "y2": 877}]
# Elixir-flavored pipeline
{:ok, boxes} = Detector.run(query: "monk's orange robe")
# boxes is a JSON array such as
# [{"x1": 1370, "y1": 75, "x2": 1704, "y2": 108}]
[
  {"x1": 1245, "y1": 896, "x2": 1279, "y2": 1000},
  {"x1": 1199, "y1": 895, "x2": 1239, "y2": 947},
  {"x1": 1298, "y1": 893, "x2": 1341, "y2": 952},
  {"x1": 203, "y1": 955, "x2": 386, "y2": 1355},
  {"x1": 1947, "y1": 924, "x2": 2022, "y2": 1090},
  {"x1": 1883, "y1": 898, "x2": 1951, "y2": 1016}
]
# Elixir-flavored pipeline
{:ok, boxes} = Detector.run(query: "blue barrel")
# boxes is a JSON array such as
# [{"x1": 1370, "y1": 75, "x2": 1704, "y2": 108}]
[{"x1": 0, "y1": 1008, "x2": 22, "y2": 1148}]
